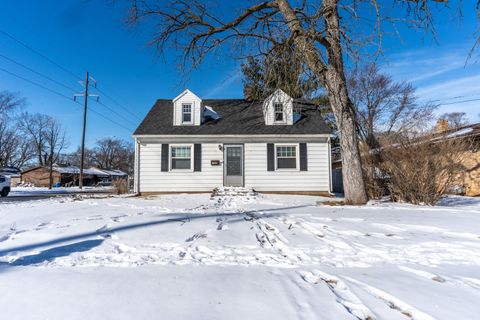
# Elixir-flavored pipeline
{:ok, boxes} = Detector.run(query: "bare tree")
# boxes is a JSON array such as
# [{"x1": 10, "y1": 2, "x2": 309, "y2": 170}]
[
  {"x1": 18, "y1": 112, "x2": 50, "y2": 166},
  {"x1": 63, "y1": 138, "x2": 134, "y2": 175},
  {"x1": 438, "y1": 112, "x2": 469, "y2": 129},
  {"x1": 348, "y1": 63, "x2": 436, "y2": 150},
  {"x1": 124, "y1": 0, "x2": 479, "y2": 204},
  {"x1": 0, "y1": 92, "x2": 33, "y2": 169},
  {"x1": 0, "y1": 126, "x2": 34, "y2": 168},
  {"x1": 91, "y1": 138, "x2": 134, "y2": 174},
  {"x1": 0, "y1": 91, "x2": 25, "y2": 117},
  {"x1": 43, "y1": 117, "x2": 68, "y2": 189}
]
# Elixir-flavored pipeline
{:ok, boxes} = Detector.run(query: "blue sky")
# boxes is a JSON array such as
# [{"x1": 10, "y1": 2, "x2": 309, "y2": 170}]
[{"x1": 0, "y1": 1, "x2": 479, "y2": 152}]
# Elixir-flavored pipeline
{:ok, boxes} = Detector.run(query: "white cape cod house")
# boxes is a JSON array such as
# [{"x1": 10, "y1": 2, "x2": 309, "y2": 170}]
[{"x1": 133, "y1": 89, "x2": 333, "y2": 194}]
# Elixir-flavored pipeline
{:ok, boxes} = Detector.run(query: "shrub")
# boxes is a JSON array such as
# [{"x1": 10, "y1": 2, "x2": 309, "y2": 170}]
[
  {"x1": 112, "y1": 178, "x2": 128, "y2": 194},
  {"x1": 379, "y1": 134, "x2": 470, "y2": 205}
]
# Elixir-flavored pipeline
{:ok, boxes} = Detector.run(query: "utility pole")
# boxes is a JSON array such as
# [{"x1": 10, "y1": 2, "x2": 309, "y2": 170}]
[
  {"x1": 74, "y1": 72, "x2": 98, "y2": 189},
  {"x1": 79, "y1": 71, "x2": 89, "y2": 189}
]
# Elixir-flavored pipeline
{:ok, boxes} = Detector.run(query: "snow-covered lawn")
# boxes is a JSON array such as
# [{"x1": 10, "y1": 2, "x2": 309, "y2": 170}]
[
  {"x1": 0, "y1": 193, "x2": 479, "y2": 319},
  {"x1": 10, "y1": 186, "x2": 114, "y2": 196}
]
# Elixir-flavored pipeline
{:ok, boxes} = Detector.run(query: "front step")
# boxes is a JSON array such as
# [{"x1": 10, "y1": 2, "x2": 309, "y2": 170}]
[{"x1": 211, "y1": 187, "x2": 257, "y2": 197}]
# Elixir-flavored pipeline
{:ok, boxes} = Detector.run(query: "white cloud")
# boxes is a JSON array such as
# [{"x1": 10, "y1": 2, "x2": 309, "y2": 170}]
[{"x1": 206, "y1": 70, "x2": 242, "y2": 98}]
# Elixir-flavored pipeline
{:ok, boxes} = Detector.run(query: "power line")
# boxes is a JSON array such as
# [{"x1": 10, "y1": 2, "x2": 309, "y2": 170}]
[
  {"x1": 436, "y1": 98, "x2": 480, "y2": 106},
  {"x1": 0, "y1": 66, "x2": 133, "y2": 133},
  {"x1": 0, "y1": 28, "x2": 82, "y2": 81},
  {"x1": 88, "y1": 107, "x2": 134, "y2": 132},
  {"x1": 0, "y1": 53, "x2": 78, "y2": 92},
  {"x1": 93, "y1": 99, "x2": 139, "y2": 127},
  {"x1": 0, "y1": 66, "x2": 73, "y2": 101},
  {"x1": 1, "y1": 28, "x2": 142, "y2": 123},
  {"x1": 94, "y1": 87, "x2": 142, "y2": 120}
]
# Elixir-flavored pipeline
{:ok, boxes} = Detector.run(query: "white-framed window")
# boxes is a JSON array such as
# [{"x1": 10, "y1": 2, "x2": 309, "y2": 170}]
[
  {"x1": 170, "y1": 145, "x2": 193, "y2": 170},
  {"x1": 275, "y1": 144, "x2": 298, "y2": 170},
  {"x1": 182, "y1": 103, "x2": 192, "y2": 123},
  {"x1": 274, "y1": 103, "x2": 285, "y2": 122}
]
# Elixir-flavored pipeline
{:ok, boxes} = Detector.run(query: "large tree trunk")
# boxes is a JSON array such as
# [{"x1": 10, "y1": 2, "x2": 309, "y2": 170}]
[
  {"x1": 325, "y1": 69, "x2": 368, "y2": 204},
  {"x1": 276, "y1": 0, "x2": 368, "y2": 204}
]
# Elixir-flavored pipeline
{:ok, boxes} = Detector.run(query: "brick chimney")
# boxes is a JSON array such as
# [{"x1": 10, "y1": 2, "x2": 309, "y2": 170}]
[{"x1": 436, "y1": 119, "x2": 449, "y2": 133}]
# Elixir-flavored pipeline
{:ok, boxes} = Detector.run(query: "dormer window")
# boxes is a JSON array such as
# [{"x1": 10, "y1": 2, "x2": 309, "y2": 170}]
[
  {"x1": 182, "y1": 104, "x2": 192, "y2": 123},
  {"x1": 274, "y1": 103, "x2": 285, "y2": 122}
]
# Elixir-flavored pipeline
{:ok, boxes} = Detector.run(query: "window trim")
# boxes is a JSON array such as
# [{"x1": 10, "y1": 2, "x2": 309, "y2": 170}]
[
  {"x1": 181, "y1": 103, "x2": 193, "y2": 124},
  {"x1": 169, "y1": 144, "x2": 194, "y2": 172},
  {"x1": 274, "y1": 143, "x2": 300, "y2": 171},
  {"x1": 273, "y1": 102, "x2": 286, "y2": 123}
]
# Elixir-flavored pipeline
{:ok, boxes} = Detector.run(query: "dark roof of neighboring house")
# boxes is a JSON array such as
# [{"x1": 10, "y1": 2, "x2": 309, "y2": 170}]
[{"x1": 134, "y1": 99, "x2": 332, "y2": 135}]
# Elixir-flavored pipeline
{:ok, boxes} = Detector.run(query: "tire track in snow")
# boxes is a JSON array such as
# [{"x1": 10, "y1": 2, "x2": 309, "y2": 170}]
[
  {"x1": 344, "y1": 277, "x2": 436, "y2": 320},
  {"x1": 298, "y1": 270, "x2": 375, "y2": 320}
]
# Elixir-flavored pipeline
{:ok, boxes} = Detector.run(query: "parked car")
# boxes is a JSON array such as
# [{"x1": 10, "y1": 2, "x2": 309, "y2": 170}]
[{"x1": 0, "y1": 175, "x2": 11, "y2": 197}]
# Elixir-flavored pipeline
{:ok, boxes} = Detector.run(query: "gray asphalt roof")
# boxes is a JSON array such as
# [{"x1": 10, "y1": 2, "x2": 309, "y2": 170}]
[{"x1": 134, "y1": 99, "x2": 332, "y2": 135}]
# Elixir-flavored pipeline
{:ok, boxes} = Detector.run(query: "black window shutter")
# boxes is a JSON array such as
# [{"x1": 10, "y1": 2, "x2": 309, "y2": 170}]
[
  {"x1": 267, "y1": 143, "x2": 275, "y2": 171},
  {"x1": 161, "y1": 144, "x2": 169, "y2": 172},
  {"x1": 299, "y1": 143, "x2": 308, "y2": 171},
  {"x1": 194, "y1": 144, "x2": 202, "y2": 172}
]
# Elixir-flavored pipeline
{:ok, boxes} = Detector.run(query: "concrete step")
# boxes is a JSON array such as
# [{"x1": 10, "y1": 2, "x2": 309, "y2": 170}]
[{"x1": 212, "y1": 187, "x2": 257, "y2": 197}]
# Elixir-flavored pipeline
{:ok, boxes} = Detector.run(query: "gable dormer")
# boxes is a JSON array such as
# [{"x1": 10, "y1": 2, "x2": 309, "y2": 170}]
[
  {"x1": 263, "y1": 89, "x2": 294, "y2": 125},
  {"x1": 173, "y1": 89, "x2": 203, "y2": 126}
]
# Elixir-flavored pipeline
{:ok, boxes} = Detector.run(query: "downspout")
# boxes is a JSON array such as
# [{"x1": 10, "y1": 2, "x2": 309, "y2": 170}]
[
  {"x1": 134, "y1": 138, "x2": 141, "y2": 194},
  {"x1": 327, "y1": 137, "x2": 333, "y2": 196}
]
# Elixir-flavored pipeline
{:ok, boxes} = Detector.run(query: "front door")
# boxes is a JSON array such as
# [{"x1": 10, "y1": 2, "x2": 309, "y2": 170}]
[{"x1": 224, "y1": 145, "x2": 244, "y2": 187}]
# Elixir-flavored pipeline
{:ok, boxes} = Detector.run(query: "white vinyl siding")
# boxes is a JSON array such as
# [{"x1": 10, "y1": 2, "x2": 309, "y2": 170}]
[
  {"x1": 263, "y1": 89, "x2": 293, "y2": 125},
  {"x1": 244, "y1": 143, "x2": 329, "y2": 192},
  {"x1": 139, "y1": 143, "x2": 223, "y2": 192},
  {"x1": 173, "y1": 89, "x2": 202, "y2": 126},
  {"x1": 137, "y1": 140, "x2": 330, "y2": 193}
]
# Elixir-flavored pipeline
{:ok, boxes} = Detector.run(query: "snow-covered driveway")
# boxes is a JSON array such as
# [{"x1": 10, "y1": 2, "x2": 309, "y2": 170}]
[{"x1": 0, "y1": 193, "x2": 479, "y2": 319}]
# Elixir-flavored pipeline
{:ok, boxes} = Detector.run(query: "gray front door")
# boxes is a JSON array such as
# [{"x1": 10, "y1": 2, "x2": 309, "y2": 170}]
[{"x1": 224, "y1": 145, "x2": 244, "y2": 187}]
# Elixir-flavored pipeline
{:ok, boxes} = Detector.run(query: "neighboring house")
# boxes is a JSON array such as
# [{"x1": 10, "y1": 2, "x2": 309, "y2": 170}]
[
  {"x1": 21, "y1": 165, "x2": 127, "y2": 187},
  {"x1": 0, "y1": 166, "x2": 21, "y2": 186},
  {"x1": 432, "y1": 122, "x2": 480, "y2": 196},
  {"x1": 87, "y1": 167, "x2": 129, "y2": 186},
  {"x1": 133, "y1": 89, "x2": 333, "y2": 194}
]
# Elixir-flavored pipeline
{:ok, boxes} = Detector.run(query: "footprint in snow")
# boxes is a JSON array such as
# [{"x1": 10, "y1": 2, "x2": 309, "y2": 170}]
[
  {"x1": 216, "y1": 218, "x2": 229, "y2": 231},
  {"x1": 96, "y1": 224, "x2": 110, "y2": 233},
  {"x1": 186, "y1": 231, "x2": 208, "y2": 242},
  {"x1": 87, "y1": 216, "x2": 103, "y2": 221},
  {"x1": 110, "y1": 215, "x2": 128, "y2": 222}
]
